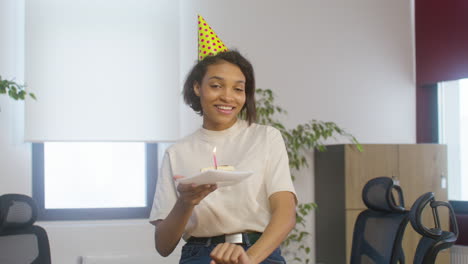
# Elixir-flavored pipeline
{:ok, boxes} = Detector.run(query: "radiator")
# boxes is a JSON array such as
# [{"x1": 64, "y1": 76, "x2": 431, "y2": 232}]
[
  {"x1": 451, "y1": 245, "x2": 468, "y2": 264},
  {"x1": 80, "y1": 253, "x2": 180, "y2": 264}
]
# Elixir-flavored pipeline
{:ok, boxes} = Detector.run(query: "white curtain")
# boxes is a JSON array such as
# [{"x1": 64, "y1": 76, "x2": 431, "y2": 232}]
[{"x1": 24, "y1": 0, "x2": 180, "y2": 142}]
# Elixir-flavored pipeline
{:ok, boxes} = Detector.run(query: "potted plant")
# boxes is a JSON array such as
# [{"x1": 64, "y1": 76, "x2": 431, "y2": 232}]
[{"x1": 255, "y1": 88, "x2": 361, "y2": 263}]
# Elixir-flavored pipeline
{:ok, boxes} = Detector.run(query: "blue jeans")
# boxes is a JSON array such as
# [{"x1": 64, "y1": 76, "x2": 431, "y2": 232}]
[{"x1": 179, "y1": 242, "x2": 286, "y2": 264}]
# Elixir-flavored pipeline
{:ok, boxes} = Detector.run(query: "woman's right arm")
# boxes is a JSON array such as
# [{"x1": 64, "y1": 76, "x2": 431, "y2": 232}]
[{"x1": 152, "y1": 181, "x2": 217, "y2": 256}]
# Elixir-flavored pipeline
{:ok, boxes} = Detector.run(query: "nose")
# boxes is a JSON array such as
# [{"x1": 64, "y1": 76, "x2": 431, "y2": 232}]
[{"x1": 219, "y1": 87, "x2": 234, "y2": 102}]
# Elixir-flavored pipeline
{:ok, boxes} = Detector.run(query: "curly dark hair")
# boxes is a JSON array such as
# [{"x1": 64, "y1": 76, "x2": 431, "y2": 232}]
[{"x1": 183, "y1": 50, "x2": 256, "y2": 125}]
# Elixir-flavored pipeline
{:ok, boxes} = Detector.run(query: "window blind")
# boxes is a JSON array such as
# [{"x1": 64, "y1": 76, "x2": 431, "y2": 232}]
[{"x1": 24, "y1": 0, "x2": 180, "y2": 142}]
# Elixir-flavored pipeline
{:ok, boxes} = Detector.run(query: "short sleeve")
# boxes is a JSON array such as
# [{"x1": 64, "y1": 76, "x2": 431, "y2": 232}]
[
  {"x1": 264, "y1": 128, "x2": 297, "y2": 203},
  {"x1": 149, "y1": 151, "x2": 178, "y2": 223}
]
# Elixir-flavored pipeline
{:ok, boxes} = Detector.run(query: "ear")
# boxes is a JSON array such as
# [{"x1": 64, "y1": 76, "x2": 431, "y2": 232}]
[{"x1": 193, "y1": 82, "x2": 201, "y2": 97}]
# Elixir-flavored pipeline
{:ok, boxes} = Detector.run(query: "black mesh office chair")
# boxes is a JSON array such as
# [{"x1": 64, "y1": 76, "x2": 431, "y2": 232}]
[
  {"x1": 0, "y1": 194, "x2": 52, "y2": 264},
  {"x1": 350, "y1": 177, "x2": 410, "y2": 264},
  {"x1": 410, "y1": 192, "x2": 458, "y2": 264}
]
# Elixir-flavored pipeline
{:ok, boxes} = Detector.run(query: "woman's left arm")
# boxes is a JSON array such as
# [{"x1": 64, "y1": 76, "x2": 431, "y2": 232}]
[{"x1": 246, "y1": 191, "x2": 296, "y2": 263}]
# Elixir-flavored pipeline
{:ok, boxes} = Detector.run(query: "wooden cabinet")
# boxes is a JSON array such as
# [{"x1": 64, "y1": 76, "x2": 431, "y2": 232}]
[{"x1": 314, "y1": 144, "x2": 449, "y2": 264}]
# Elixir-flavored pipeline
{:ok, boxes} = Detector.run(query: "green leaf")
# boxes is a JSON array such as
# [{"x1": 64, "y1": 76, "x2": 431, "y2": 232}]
[
  {"x1": 8, "y1": 88, "x2": 18, "y2": 100},
  {"x1": 18, "y1": 90, "x2": 26, "y2": 100},
  {"x1": 0, "y1": 75, "x2": 35, "y2": 101}
]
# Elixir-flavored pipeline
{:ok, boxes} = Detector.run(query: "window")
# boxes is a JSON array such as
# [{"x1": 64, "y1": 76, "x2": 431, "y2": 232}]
[
  {"x1": 32, "y1": 142, "x2": 158, "y2": 220},
  {"x1": 438, "y1": 79, "x2": 468, "y2": 200}
]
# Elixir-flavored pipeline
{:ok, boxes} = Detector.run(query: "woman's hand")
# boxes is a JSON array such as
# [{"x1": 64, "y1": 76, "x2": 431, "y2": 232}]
[
  {"x1": 174, "y1": 175, "x2": 217, "y2": 207},
  {"x1": 210, "y1": 243, "x2": 255, "y2": 264}
]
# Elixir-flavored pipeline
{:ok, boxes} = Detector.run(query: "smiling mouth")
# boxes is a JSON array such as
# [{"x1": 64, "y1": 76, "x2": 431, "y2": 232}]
[
  {"x1": 215, "y1": 105, "x2": 235, "y2": 114},
  {"x1": 217, "y1": 105, "x2": 234, "y2": 110}
]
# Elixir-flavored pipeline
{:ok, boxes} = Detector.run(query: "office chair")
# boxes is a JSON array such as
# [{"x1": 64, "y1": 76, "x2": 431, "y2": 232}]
[
  {"x1": 0, "y1": 193, "x2": 52, "y2": 264},
  {"x1": 410, "y1": 192, "x2": 458, "y2": 264},
  {"x1": 449, "y1": 200, "x2": 468, "y2": 246},
  {"x1": 350, "y1": 177, "x2": 410, "y2": 264}
]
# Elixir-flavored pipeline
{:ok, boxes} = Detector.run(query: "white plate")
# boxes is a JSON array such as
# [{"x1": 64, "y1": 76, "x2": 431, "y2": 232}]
[{"x1": 177, "y1": 170, "x2": 253, "y2": 187}]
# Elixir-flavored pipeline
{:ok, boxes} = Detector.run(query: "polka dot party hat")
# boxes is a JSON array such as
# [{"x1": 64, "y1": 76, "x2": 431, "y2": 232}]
[{"x1": 198, "y1": 15, "x2": 228, "y2": 61}]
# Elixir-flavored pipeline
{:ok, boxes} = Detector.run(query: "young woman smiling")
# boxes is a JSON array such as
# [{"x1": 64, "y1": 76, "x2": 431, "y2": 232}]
[{"x1": 150, "y1": 50, "x2": 297, "y2": 264}]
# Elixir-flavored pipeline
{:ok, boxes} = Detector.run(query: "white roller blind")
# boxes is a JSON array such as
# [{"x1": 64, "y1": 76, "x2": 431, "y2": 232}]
[{"x1": 25, "y1": 0, "x2": 180, "y2": 142}]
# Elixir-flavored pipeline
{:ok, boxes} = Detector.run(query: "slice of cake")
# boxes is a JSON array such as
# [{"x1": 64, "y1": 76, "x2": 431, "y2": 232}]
[{"x1": 200, "y1": 165, "x2": 235, "y2": 172}]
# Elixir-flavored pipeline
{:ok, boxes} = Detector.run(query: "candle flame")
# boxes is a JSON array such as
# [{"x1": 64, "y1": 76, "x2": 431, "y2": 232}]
[{"x1": 213, "y1": 146, "x2": 217, "y2": 153}]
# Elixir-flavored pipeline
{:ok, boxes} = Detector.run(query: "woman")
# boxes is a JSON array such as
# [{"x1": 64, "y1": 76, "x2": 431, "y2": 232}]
[{"x1": 149, "y1": 50, "x2": 297, "y2": 264}]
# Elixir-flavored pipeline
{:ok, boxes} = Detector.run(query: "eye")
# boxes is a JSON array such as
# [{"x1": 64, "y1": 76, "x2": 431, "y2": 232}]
[
  {"x1": 234, "y1": 87, "x2": 245, "y2": 92},
  {"x1": 210, "y1": 84, "x2": 221, "y2": 89}
]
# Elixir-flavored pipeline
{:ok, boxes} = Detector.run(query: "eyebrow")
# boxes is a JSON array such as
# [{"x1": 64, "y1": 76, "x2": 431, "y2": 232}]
[{"x1": 208, "y1": 76, "x2": 245, "y2": 84}]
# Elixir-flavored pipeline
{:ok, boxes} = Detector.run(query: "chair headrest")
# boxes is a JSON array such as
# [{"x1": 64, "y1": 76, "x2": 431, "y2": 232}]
[
  {"x1": 0, "y1": 194, "x2": 38, "y2": 230},
  {"x1": 362, "y1": 177, "x2": 406, "y2": 213},
  {"x1": 410, "y1": 192, "x2": 459, "y2": 240}
]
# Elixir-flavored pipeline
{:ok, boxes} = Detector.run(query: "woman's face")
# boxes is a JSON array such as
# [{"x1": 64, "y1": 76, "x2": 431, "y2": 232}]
[{"x1": 194, "y1": 61, "x2": 246, "y2": 131}]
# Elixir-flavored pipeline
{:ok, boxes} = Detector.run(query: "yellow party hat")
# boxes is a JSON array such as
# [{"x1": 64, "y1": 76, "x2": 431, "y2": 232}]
[{"x1": 198, "y1": 15, "x2": 228, "y2": 61}]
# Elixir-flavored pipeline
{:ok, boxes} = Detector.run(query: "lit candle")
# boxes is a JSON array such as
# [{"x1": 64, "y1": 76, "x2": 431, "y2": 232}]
[{"x1": 213, "y1": 147, "x2": 218, "y2": 169}]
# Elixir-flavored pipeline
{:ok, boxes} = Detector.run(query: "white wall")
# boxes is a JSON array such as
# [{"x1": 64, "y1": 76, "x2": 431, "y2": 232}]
[
  {"x1": 0, "y1": 0, "x2": 31, "y2": 195},
  {"x1": 179, "y1": 0, "x2": 415, "y2": 143},
  {"x1": 1, "y1": 0, "x2": 415, "y2": 263}
]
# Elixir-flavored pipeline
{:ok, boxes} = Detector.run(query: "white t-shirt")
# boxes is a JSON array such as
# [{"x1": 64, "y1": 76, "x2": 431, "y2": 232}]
[{"x1": 149, "y1": 119, "x2": 297, "y2": 239}]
